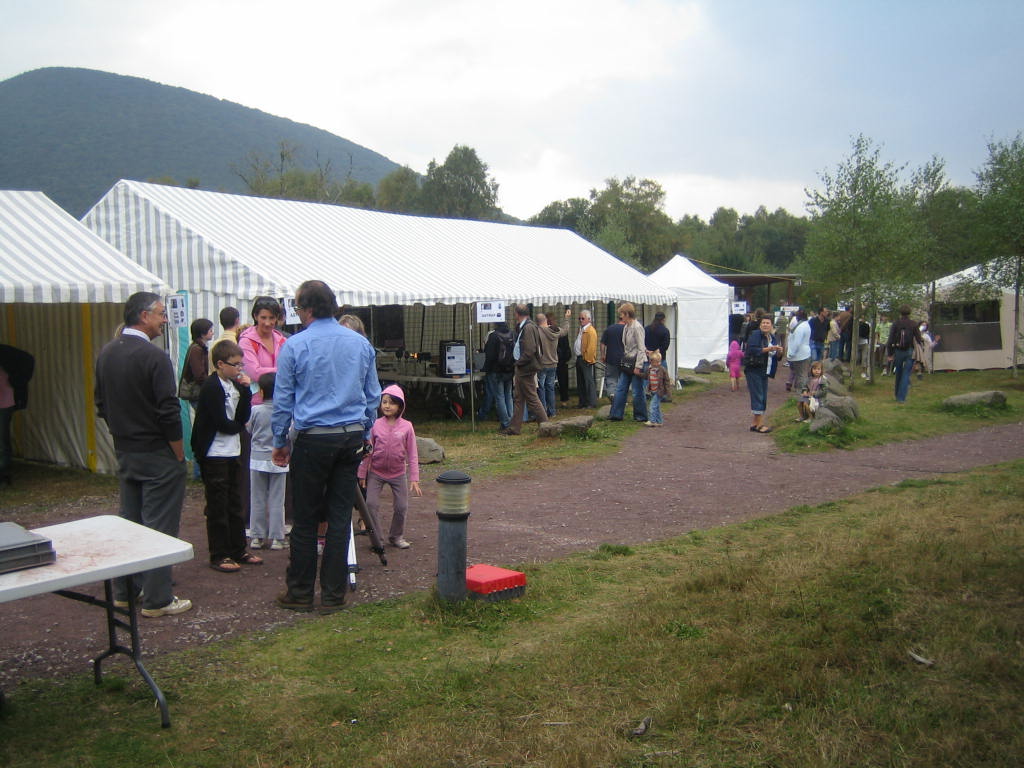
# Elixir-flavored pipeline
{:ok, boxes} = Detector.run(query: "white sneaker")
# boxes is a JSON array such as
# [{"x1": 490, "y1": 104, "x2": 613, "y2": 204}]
[
  {"x1": 270, "y1": 539, "x2": 287, "y2": 550},
  {"x1": 141, "y1": 597, "x2": 193, "y2": 618},
  {"x1": 390, "y1": 537, "x2": 411, "y2": 549},
  {"x1": 250, "y1": 537, "x2": 264, "y2": 550}
]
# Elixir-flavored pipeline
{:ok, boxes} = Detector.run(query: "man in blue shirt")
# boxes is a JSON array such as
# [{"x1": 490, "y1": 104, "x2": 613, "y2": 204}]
[{"x1": 272, "y1": 280, "x2": 381, "y2": 612}]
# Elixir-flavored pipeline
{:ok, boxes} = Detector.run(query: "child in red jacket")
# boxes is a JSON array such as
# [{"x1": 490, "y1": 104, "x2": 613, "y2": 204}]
[{"x1": 358, "y1": 384, "x2": 422, "y2": 549}]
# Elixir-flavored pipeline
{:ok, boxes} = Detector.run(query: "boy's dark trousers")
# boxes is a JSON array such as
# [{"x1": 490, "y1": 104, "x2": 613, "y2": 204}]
[{"x1": 199, "y1": 456, "x2": 247, "y2": 563}]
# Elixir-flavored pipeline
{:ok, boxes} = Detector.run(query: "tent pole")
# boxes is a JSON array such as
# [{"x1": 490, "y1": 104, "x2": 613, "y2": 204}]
[{"x1": 81, "y1": 304, "x2": 98, "y2": 473}]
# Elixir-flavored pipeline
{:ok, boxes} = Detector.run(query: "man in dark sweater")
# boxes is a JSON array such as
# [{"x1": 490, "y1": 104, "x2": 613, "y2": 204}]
[
  {"x1": 94, "y1": 292, "x2": 191, "y2": 618},
  {"x1": 886, "y1": 304, "x2": 925, "y2": 404},
  {"x1": 644, "y1": 312, "x2": 671, "y2": 367}
]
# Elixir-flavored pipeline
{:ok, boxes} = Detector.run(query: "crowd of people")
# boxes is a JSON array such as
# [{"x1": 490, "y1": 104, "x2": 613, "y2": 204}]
[
  {"x1": 476, "y1": 303, "x2": 673, "y2": 433},
  {"x1": 90, "y1": 287, "x2": 945, "y2": 617}
]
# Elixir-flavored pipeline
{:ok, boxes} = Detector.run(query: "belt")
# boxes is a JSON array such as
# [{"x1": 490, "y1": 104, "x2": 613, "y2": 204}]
[{"x1": 301, "y1": 424, "x2": 363, "y2": 435}]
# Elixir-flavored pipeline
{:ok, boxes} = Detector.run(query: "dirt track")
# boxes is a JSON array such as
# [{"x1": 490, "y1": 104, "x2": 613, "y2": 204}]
[{"x1": 2, "y1": 375, "x2": 1022, "y2": 688}]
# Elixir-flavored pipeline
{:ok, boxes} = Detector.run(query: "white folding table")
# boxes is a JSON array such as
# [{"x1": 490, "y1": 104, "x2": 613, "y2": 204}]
[{"x1": 0, "y1": 515, "x2": 193, "y2": 727}]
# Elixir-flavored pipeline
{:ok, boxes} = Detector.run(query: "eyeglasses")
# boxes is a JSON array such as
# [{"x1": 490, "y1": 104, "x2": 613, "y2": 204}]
[{"x1": 220, "y1": 360, "x2": 244, "y2": 368}]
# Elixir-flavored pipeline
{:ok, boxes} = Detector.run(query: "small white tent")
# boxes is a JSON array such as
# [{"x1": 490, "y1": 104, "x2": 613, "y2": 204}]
[
  {"x1": 931, "y1": 263, "x2": 1022, "y2": 370},
  {"x1": 648, "y1": 255, "x2": 731, "y2": 371},
  {"x1": 0, "y1": 190, "x2": 169, "y2": 472}
]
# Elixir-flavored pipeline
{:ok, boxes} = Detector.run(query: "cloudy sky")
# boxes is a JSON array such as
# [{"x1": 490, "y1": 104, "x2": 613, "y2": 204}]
[{"x1": 2, "y1": 0, "x2": 1022, "y2": 221}]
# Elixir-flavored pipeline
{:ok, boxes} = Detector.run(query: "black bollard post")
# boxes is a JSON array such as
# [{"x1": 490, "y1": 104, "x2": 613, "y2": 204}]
[{"x1": 434, "y1": 470, "x2": 472, "y2": 602}]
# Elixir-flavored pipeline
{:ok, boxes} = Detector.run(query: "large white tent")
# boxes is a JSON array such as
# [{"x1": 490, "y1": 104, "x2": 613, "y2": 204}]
[
  {"x1": 0, "y1": 190, "x2": 169, "y2": 472},
  {"x1": 648, "y1": 255, "x2": 732, "y2": 371},
  {"x1": 83, "y1": 180, "x2": 677, "y2": 372}
]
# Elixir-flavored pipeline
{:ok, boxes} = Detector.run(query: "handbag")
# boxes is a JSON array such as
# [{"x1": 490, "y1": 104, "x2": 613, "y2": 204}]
[
  {"x1": 177, "y1": 376, "x2": 201, "y2": 402},
  {"x1": 618, "y1": 353, "x2": 637, "y2": 374},
  {"x1": 177, "y1": 345, "x2": 202, "y2": 401}
]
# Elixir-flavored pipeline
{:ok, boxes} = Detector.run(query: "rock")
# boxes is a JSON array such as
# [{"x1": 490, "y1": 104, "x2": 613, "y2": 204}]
[
  {"x1": 595, "y1": 404, "x2": 613, "y2": 420},
  {"x1": 416, "y1": 436, "x2": 445, "y2": 463},
  {"x1": 561, "y1": 415, "x2": 595, "y2": 434},
  {"x1": 808, "y1": 406, "x2": 843, "y2": 433},
  {"x1": 678, "y1": 374, "x2": 710, "y2": 387},
  {"x1": 822, "y1": 395, "x2": 859, "y2": 422},
  {"x1": 709, "y1": 360, "x2": 727, "y2": 373},
  {"x1": 693, "y1": 359, "x2": 713, "y2": 374},
  {"x1": 943, "y1": 391, "x2": 1007, "y2": 408},
  {"x1": 537, "y1": 421, "x2": 563, "y2": 438},
  {"x1": 825, "y1": 377, "x2": 849, "y2": 397},
  {"x1": 538, "y1": 415, "x2": 594, "y2": 438}
]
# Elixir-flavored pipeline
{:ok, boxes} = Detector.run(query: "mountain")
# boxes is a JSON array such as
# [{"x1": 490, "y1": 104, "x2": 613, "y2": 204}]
[{"x1": 0, "y1": 67, "x2": 403, "y2": 217}]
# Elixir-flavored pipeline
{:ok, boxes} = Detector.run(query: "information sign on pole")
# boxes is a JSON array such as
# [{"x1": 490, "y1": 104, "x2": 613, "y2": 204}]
[{"x1": 731, "y1": 301, "x2": 749, "y2": 315}]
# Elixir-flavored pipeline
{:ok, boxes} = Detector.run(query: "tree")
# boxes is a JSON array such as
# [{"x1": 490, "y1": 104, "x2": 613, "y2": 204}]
[
  {"x1": 801, "y1": 135, "x2": 931, "y2": 379},
  {"x1": 585, "y1": 177, "x2": 681, "y2": 271},
  {"x1": 419, "y1": 145, "x2": 500, "y2": 220},
  {"x1": 910, "y1": 157, "x2": 979, "y2": 282},
  {"x1": 529, "y1": 197, "x2": 595, "y2": 237},
  {"x1": 376, "y1": 166, "x2": 422, "y2": 214},
  {"x1": 232, "y1": 141, "x2": 369, "y2": 207},
  {"x1": 976, "y1": 133, "x2": 1024, "y2": 374}
]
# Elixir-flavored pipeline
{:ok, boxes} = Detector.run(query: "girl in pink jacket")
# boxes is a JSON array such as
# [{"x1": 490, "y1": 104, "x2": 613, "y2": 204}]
[
  {"x1": 358, "y1": 384, "x2": 422, "y2": 549},
  {"x1": 726, "y1": 340, "x2": 743, "y2": 391}
]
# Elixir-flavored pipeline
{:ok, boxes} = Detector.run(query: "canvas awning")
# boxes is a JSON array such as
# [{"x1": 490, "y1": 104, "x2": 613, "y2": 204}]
[{"x1": 0, "y1": 190, "x2": 168, "y2": 302}]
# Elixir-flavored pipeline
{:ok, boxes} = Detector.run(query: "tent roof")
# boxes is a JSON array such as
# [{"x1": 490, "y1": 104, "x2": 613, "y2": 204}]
[
  {"x1": 85, "y1": 180, "x2": 677, "y2": 307},
  {"x1": 0, "y1": 190, "x2": 168, "y2": 303},
  {"x1": 649, "y1": 255, "x2": 731, "y2": 298}
]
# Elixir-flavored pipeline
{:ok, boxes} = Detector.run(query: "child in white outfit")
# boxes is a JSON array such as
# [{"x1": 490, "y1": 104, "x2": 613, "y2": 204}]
[{"x1": 247, "y1": 373, "x2": 289, "y2": 550}]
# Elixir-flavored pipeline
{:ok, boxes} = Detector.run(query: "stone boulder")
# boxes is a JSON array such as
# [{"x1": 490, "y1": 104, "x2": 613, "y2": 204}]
[
  {"x1": 942, "y1": 391, "x2": 1007, "y2": 409},
  {"x1": 678, "y1": 373, "x2": 710, "y2": 387},
  {"x1": 416, "y1": 436, "x2": 445, "y2": 463},
  {"x1": 808, "y1": 406, "x2": 844, "y2": 433},
  {"x1": 693, "y1": 359, "x2": 714, "y2": 374},
  {"x1": 538, "y1": 415, "x2": 595, "y2": 438},
  {"x1": 709, "y1": 359, "x2": 727, "y2": 373},
  {"x1": 595, "y1": 404, "x2": 614, "y2": 420},
  {"x1": 824, "y1": 377, "x2": 849, "y2": 397},
  {"x1": 822, "y1": 394, "x2": 859, "y2": 422}
]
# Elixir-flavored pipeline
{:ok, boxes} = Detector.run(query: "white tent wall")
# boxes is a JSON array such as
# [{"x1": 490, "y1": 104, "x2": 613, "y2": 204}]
[
  {"x1": 648, "y1": 256, "x2": 731, "y2": 372},
  {"x1": 1, "y1": 302, "x2": 123, "y2": 473}
]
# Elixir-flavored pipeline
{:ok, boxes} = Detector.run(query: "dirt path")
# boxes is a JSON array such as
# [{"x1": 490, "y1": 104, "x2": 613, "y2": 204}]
[{"x1": 2, "y1": 375, "x2": 1022, "y2": 688}]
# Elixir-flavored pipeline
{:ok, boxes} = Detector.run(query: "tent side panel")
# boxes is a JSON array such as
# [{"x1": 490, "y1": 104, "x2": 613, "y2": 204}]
[{"x1": 1, "y1": 302, "x2": 121, "y2": 473}]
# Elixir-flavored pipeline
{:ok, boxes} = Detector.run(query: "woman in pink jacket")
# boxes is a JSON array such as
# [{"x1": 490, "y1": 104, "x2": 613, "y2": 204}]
[
  {"x1": 358, "y1": 384, "x2": 422, "y2": 549},
  {"x1": 239, "y1": 296, "x2": 287, "y2": 404}
]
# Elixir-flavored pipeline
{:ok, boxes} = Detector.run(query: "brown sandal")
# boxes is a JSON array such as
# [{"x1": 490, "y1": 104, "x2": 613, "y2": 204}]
[
  {"x1": 210, "y1": 558, "x2": 241, "y2": 573},
  {"x1": 238, "y1": 552, "x2": 263, "y2": 566}
]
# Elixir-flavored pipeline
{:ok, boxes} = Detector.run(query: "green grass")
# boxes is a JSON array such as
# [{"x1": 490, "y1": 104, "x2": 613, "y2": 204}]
[
  {"x1": 773, "y1": 369, "x2": 1023, "y2": 453},
  {"x1": 2, "y1": 460, "x2": 1022, "y2": 767}
]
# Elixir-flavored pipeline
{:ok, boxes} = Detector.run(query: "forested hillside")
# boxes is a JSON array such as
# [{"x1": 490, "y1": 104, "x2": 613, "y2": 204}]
[{"x1": 0, "y1": 67, "x2": 401, "y2": 216}]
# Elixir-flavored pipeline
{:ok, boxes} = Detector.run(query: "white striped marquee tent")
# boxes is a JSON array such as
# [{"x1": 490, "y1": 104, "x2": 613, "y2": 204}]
[
  {"x1": 84, "y1": 179, "x2": 677, "y2": 310},
  {"x1": 1, "y1": 190, "x2": 169, "y2": 472},
  {"x1": 83, "y1": 180, "x2": 677, "y2": 370}
]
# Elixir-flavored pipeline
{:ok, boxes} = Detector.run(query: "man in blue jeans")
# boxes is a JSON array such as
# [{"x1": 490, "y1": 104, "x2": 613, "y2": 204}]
[
  {"x1": 886, "y1": 304, "x2": 924, "y2": 404},
  {"x1": 272, "y1": 280, "x2": 381, "y2": 613}
]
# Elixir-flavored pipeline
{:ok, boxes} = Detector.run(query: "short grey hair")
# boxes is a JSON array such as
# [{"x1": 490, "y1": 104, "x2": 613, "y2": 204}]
[{"x1": 579, "y1": 309, "x2": 592, "y2": 321}]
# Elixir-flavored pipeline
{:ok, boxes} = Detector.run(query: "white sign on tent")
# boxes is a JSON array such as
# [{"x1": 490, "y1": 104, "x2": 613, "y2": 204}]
[{"x1": 475, "y1": 301, "x2": 506, "y2": 323}]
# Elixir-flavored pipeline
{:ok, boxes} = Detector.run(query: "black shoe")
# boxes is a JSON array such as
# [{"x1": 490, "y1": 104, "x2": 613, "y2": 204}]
[
  {"x1": 318, "y1": 600, "x2": 347, "y2": 615},
  {"x1": 276, "y1": 590, "x2": 314, "y2": 612}
]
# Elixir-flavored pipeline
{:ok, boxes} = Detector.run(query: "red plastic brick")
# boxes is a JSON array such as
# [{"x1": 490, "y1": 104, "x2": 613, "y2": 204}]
[{"x1": 465, "y1": 564, "x2": 526, "y2": 595}]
